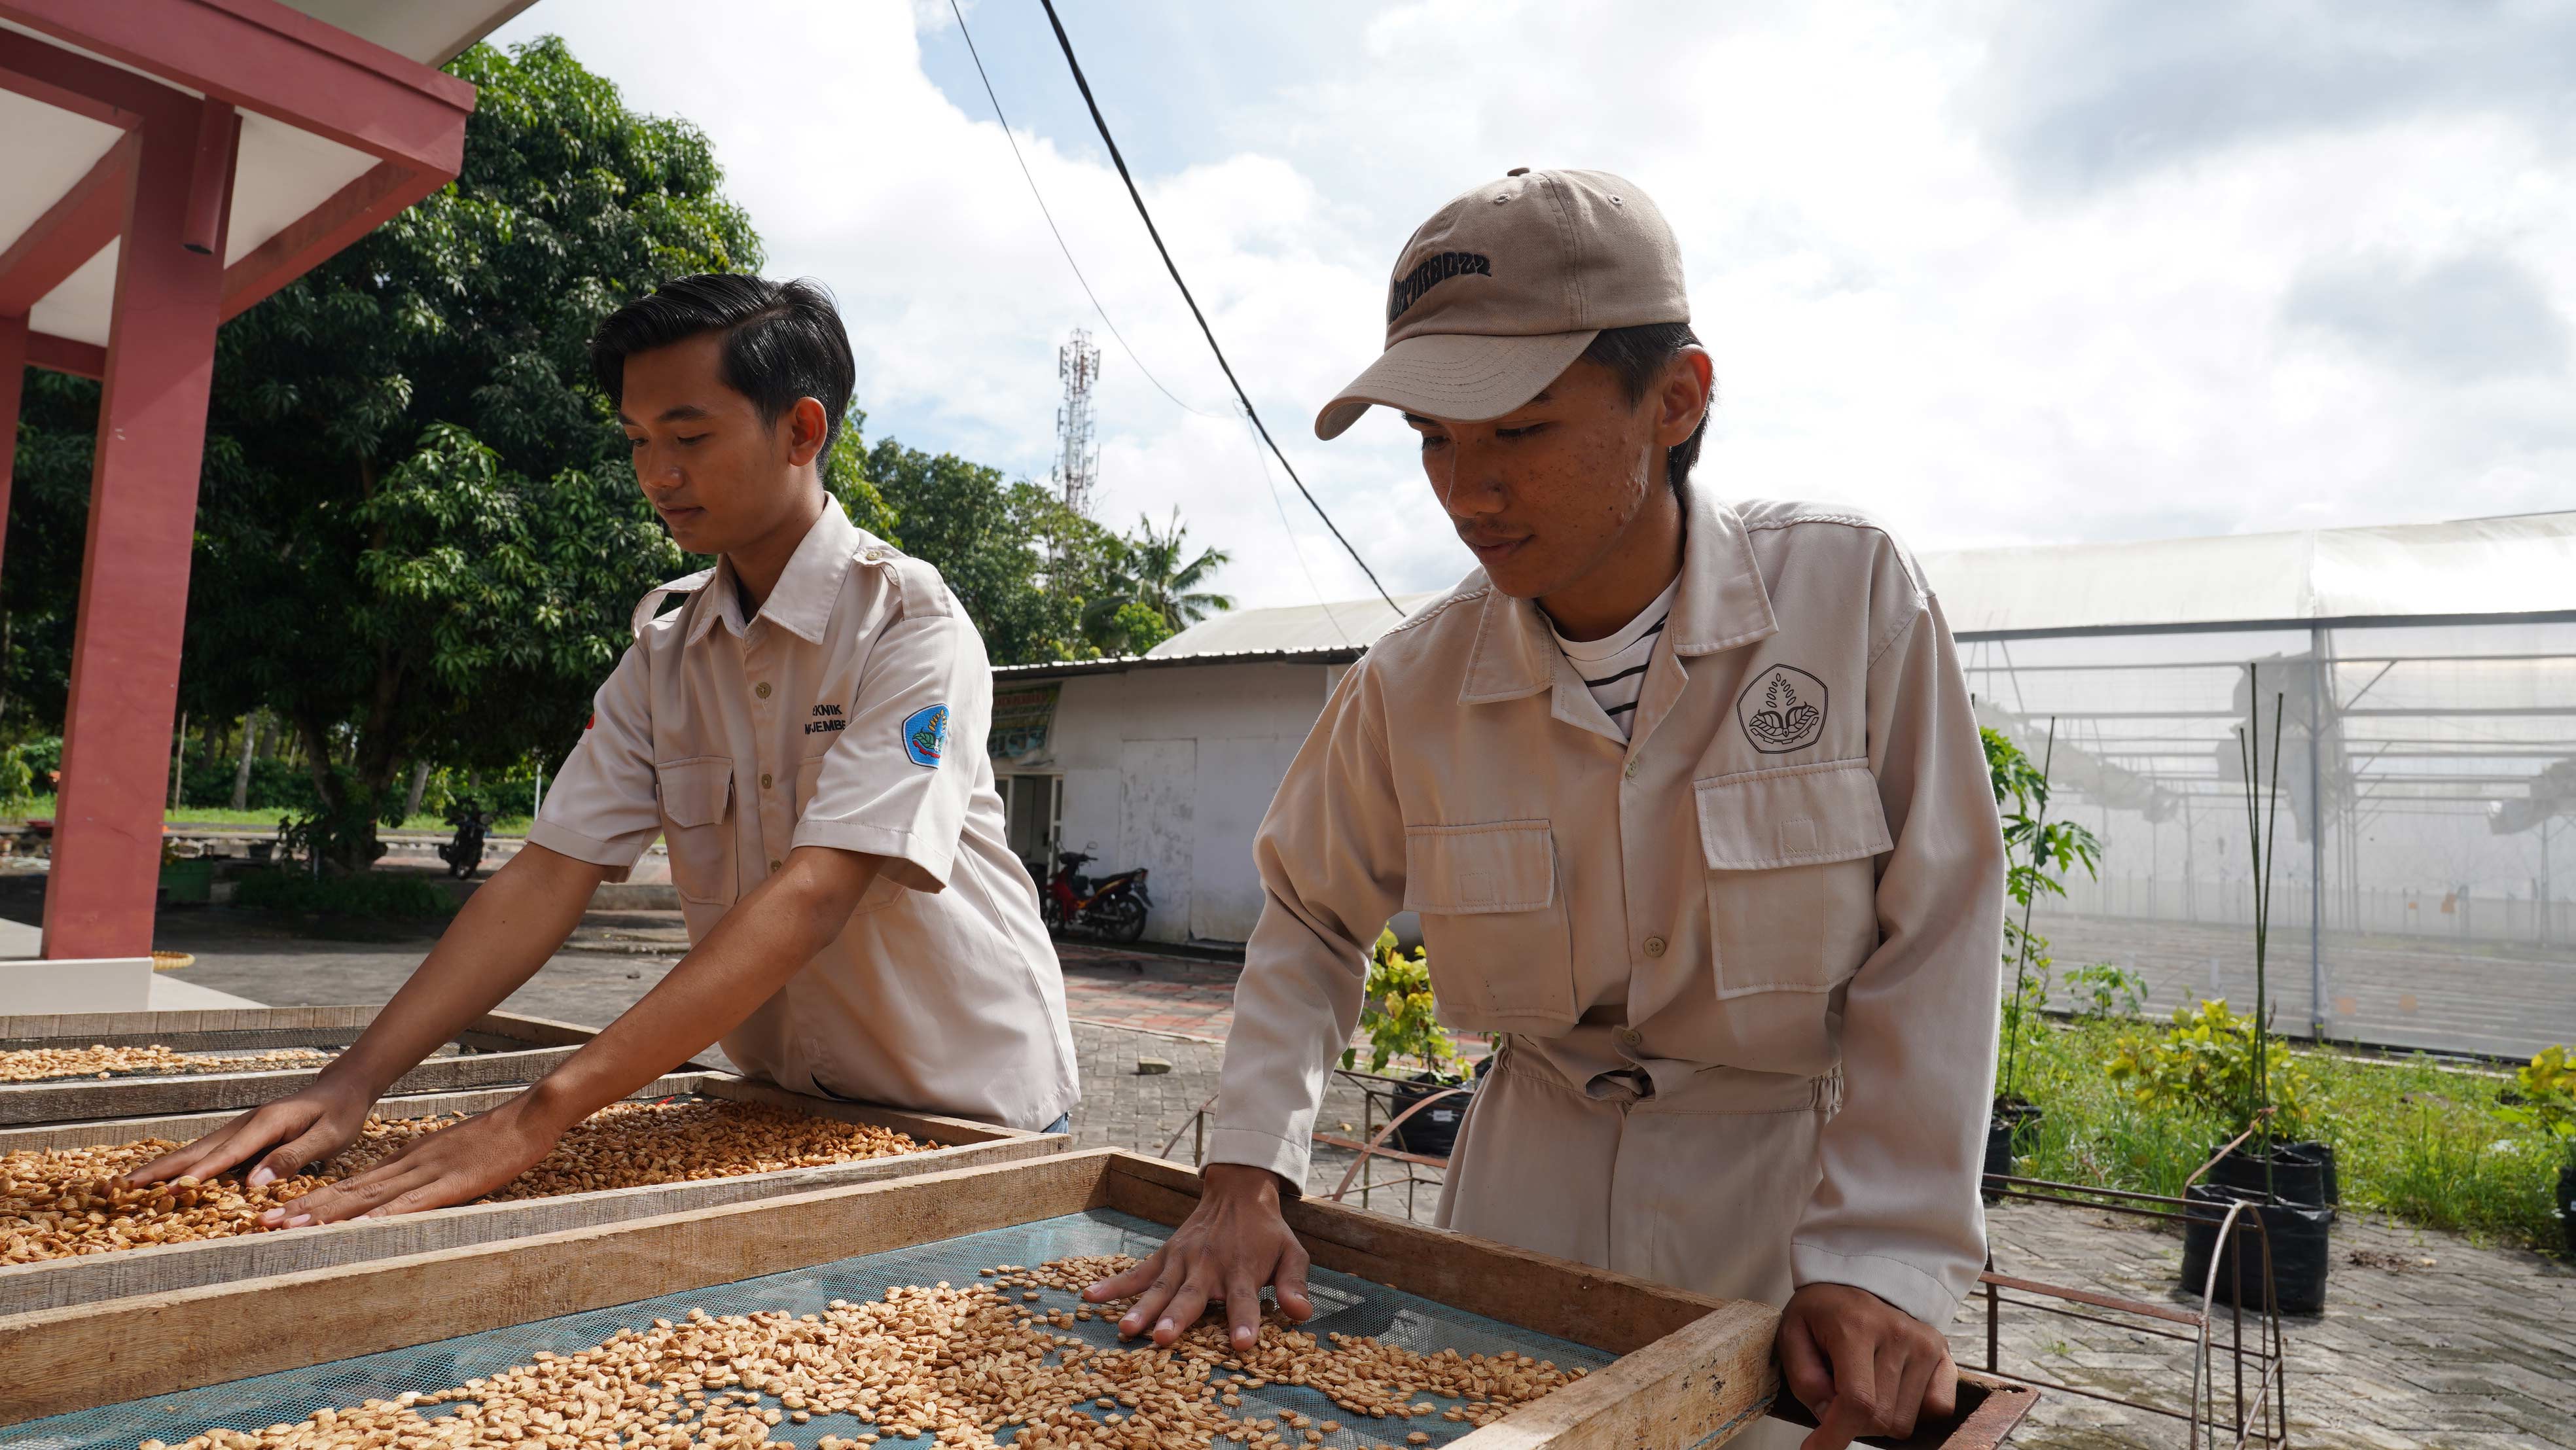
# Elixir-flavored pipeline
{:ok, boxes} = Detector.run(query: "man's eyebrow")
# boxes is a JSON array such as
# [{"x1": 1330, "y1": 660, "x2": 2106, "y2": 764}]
[{"x1": 618, "y1": 404, "x2": 715, "y2": 427}]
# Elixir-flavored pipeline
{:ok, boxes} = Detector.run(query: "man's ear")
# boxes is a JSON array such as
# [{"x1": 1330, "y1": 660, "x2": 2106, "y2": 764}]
[
  {"x1": 785, "y1": 395, "x2": 831, "y2": 468},
  {"x1": 1655, "y1": 347, "x2": 1714, "y2": 450}
]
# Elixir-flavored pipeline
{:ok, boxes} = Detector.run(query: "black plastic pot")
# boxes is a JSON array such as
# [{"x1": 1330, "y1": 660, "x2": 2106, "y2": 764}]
[
  {"x1": 1388, "y1": 1072, "x2": 1474, "y2": 1159},
  {"x1": 2179, "y1": 1182, "x2": 2333, "y2": 1315},
  {"x1": 2205, "y1": 1140, "x2": 2338, "y2": 1207},
  {"x1": 1984, "y1": 1097, "x2": 2043, "y2": 1201},
  {"x1": 2556, "y1": 1163, "x2": 2576, "y2": 1260}
]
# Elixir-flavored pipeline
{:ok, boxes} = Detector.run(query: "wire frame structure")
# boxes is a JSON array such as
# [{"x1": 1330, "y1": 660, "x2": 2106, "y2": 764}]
[
  {"x1": 1977, "y1": 1161, "x2": 2291, "y2": 1449},
  {"x1": 1961, "y1": 616, "x2": 2576, "y2": 1061}
]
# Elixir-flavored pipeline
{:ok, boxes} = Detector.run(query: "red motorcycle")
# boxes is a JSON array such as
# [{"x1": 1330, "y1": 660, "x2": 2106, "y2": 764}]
[{"x1": 1041, "y1": 849, "x2": 1152, "y2": 943}]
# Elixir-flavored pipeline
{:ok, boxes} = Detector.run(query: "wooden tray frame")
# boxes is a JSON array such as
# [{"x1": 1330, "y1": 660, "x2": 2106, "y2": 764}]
[
  {"x1": 0, "y1": 1149, "x2": 2035, "y2": 1449},
  {"x1": 0, "y1": 1070, "x2": 1063, "y2": 1317},
  {"x1": 0, "y1": 1006, "x2": 645, "y2": 1125}
]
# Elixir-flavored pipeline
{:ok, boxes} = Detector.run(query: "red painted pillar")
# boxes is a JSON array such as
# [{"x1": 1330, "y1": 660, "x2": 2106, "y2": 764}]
[
  {"x1": 0, "y1": 312, "x2": 24, "y2": 586},
  {"x1": 43, "y1": 103, "x2": 236, "y2": 961}
]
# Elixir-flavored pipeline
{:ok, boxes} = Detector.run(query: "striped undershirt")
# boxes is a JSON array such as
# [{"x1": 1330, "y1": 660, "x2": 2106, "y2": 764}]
[{"x1": 1548, "y1": 575, "x2": 1681, "y2": 741}]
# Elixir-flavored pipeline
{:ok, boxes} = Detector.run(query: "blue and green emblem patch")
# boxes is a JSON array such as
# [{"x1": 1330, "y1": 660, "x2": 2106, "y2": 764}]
[{"x1": 902, "y1": 704, "x2": 949, "y2": 767}]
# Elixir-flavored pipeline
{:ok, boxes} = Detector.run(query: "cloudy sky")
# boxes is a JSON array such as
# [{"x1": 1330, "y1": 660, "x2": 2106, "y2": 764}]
[{"x1": 490, "y1": 0, "x2": 2576, "y2": 616}]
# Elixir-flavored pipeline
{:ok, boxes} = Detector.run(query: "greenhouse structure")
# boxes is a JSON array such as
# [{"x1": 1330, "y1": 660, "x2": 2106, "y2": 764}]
[{"x1": 1932, "y1": 509, "x2": 2576, "y2": 1062}]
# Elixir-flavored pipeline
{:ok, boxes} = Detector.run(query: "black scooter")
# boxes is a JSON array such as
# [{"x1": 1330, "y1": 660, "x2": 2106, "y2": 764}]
[{"x1": 438, "y1": 799, "x2": 495, "y2": 879}]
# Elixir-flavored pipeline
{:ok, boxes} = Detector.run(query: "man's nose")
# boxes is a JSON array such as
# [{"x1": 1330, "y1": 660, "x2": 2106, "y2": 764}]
[{"x1": 1435, "y1": 442, "x2": 1506, "y2": 518}]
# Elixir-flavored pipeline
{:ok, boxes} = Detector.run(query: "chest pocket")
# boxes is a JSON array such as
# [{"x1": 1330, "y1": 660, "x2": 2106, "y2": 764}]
[
  {"x1": 1694, "y1": 760, "x2": 1891, "y2": 997},
  {"x1": 1402, "y1": 821, "x2": 1576, "y2": 1029},
  {"x1": 794, "y1": 755, "x2": 906, "y2": 916},
  {"x1": 656, "y1": 756, "x2": 738, "y2": 907}
]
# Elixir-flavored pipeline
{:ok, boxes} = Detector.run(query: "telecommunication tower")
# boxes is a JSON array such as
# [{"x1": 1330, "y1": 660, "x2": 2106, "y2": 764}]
[{"x1": 1053, "y1": 328, "x2": 1103, "y2": 518}]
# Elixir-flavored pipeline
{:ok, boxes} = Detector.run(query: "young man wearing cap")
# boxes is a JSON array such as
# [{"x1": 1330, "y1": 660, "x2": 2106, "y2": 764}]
[
  {"x1": 133, "y1": 275, "x2": 1079, "y2": 1219},
  {"x1": 1085, "y1": 173, "x2": 2003, "y2": 1450}
]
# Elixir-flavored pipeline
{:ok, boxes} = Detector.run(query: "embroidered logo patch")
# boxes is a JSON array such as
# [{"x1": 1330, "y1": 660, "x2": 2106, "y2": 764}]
[
  {"x1": 901, "y1": 704, "x2": 949, "y2": 768},
  {"x1": 1738, "y1": 665, "x2": 1827, "y2": 754}
]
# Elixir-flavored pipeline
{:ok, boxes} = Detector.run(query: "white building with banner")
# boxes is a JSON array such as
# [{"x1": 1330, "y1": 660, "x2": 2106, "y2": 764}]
[{"x1": 993, "y1": 510, "x2": 2576, "y2": 1065}]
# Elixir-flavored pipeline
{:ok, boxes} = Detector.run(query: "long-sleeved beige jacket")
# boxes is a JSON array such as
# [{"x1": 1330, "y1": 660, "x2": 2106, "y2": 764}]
[{"x1": 1208, "y1": 489, "x2": 2005, "y2": 1326}]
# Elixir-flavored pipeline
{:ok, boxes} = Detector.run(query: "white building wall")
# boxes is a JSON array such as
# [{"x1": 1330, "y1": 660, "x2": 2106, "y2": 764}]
[{"x1": 1013, "y1": 662, "x2": 1331, "y2": 946}]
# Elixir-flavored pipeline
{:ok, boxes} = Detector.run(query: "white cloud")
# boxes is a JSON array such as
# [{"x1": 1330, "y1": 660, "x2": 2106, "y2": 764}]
[{"x1": 492, "y1": 0, "x2": 2576, "y2": 606}]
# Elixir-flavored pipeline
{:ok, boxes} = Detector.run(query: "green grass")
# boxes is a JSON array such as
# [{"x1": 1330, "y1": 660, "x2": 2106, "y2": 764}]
[
  {"x1": 0, "y1": 795, "x2": 533, "y2": 835},
  {"x1": 2006, "y1": 1016, "x2": 2570, "y2": 1253}
]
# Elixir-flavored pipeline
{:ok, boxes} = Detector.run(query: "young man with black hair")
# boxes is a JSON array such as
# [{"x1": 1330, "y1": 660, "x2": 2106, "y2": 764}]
[
  {"x1": 1085, "y1": 172, "x2": 2004, "y2": 1450},
  {"x1": 135, "y1": 275, "x2": 1077, "y2": 1218}
]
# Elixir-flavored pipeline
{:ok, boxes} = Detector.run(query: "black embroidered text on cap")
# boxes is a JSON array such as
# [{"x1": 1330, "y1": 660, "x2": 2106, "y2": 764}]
[{"x1": 1386, "y1": 251, "x2": 1492, "y2": 323}]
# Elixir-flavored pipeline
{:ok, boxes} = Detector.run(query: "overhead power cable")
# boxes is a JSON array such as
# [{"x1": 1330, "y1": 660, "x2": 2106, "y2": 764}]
[
  {"x1": 1035, "y1": 0, "x2": 1399, "y2": 611},
  {"x1": 945, "y1": 0, "x2": 1225, "y2": 420}
]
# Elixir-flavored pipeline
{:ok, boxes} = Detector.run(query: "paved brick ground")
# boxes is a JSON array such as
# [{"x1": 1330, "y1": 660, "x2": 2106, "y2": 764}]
[
  {"x1": 1965, "y1": 1198, "x2": 2576, "y2": 1448},
  {"x1": 10, "y1": 893, "x2": 2571, "y2": 1446}
]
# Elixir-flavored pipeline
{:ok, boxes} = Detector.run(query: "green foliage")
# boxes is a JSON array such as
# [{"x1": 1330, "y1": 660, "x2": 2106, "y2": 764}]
[
  {"x1": 1338, "y1": 929, "x2": 1467, "y2": 1082},
  {"x1": 0, "y1": 735, "x2": 50, "y2": 805},
  {"x1": 2498, "y1": 1044, "x2": 2576, "y2": 1168},
  {"x1": 2061, "y1": 961, "x2": 2147, "y2": 1019},
  {"x1": 2105, "y1": 999, "x2": 2321, "y2": 1139},
  {"x1": 1082, "y1": 510, "x2": 1234, "y2": 654},
  {"x1": 1106, "y1": 602, "x2": 1175, "y2": 655},
  {"x1": 232, "y1": 867, "x2": 454, "y2": 921},
  {"x1": 2013, "y1": 1016, "x2": 2566, "y2": 1252},
  {"x1": 861, "y1": 436, "x2": 1106, "y2": 665}
]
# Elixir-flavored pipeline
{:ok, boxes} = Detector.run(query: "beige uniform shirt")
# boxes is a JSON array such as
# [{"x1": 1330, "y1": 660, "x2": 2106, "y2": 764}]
[
  {"x1": 1209, "y1": 491, "x2": 2003, "y2": 1326},
  {"x1": 529, "y1": 503, "x2": 1079, "y2": 1131}
]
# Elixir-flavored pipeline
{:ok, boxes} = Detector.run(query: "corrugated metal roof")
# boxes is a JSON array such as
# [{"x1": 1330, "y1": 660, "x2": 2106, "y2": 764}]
[
  {"x1": 990, "y1": 646, "x2": 1363, "y2": 679},
  {"x1": 1925, "y1": 511, "x2": 2576, "y2": 637},
  {"x1": 1076, "y1": 512, "x2": 2576, "y2": 665}
]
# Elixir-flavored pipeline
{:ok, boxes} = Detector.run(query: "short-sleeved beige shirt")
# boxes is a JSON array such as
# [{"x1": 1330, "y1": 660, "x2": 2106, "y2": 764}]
[{"x1": 529, "y1": 502, "x2": 1079, "y2": 1131}]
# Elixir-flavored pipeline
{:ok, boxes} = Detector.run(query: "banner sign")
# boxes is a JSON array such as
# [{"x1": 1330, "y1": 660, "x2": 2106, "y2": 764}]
[{"x1": 988, "y1": 682, "x2": 1061, "y2": 758}]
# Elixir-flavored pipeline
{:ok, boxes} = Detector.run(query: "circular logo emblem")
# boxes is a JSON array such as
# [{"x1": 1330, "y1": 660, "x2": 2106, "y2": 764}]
[{"x1": 1737, "y1": 665, "x2": 1827, "y2": 754}]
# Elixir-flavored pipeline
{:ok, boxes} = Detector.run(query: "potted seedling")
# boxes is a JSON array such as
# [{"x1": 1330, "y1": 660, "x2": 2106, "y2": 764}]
[
  {"x1": 1985, "y1": 718, "x2": 2098, "y2": 1191},
  {"x1": 2499, "y1": 1044, "x2": 2576, "y2": 1258},
  {"x1": 1342, "y1": 928, "x2": 1475, "y2": 1159},
  {"x1": 2171, "y1": 679, "x2": 2334, "y2": 1312}
]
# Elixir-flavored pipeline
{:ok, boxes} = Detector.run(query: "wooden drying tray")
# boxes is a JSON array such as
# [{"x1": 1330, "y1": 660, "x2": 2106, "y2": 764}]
[
  {"x1": 0, "y1": 1149, "x2": 2037, "y2": 1449},
  {"x1": 0, "y1": 1070, "x2": 1064, "y2": 1318},
  {"x1": 0, "y1": 1006, "x2": 644, "y2": 1125}
]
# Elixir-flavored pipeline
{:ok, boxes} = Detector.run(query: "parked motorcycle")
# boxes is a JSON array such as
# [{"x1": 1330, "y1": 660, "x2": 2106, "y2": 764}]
[
  {"x1": 438, "y1": 798, "x2": 495, "y2": 879},
  {"x1": 1041, "y1": 849, "x2": 1153, "y2": 943}
]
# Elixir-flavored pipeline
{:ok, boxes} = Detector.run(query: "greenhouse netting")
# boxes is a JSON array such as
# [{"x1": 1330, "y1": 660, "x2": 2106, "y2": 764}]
[{"x1": 1932, "y1": 510, "x2": 2576, "y2": 1062}]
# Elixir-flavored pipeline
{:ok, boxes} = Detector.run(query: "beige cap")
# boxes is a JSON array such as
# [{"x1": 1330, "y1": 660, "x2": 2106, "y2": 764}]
[{"x1": 1314, "y1": 168, "x2": 1687, "y2": 440}]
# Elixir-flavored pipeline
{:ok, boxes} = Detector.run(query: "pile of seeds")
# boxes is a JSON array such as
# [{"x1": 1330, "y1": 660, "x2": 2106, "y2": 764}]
[
  {"x1": 129, "y1": 1252, "x2": 1583, "y2": 1450},
  {"x1": 0, "y1": 1044, "x2": 334, "y2": 1083},
  {"x1": 3, "y1": 1101, "x2": 923, "y2": 1265}
]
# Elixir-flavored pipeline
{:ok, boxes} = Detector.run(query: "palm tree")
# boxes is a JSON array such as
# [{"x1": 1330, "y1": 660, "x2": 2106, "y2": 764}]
[{"x1": 1082, "y1": 509, "x2": 1234, "y2": 653}]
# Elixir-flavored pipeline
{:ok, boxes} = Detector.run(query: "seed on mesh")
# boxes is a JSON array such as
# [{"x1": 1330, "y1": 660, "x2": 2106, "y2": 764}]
[{"x1": 1, "y1": 1101, "x2": 923, "y2": 1267}]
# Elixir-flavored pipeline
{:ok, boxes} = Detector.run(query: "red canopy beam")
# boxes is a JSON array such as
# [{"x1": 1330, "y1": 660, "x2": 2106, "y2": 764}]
[
  {"x1": 24, "y1": 330, "x2": 105, "y2": 380},
  {"x1": 0, "y1": 132, "x2": 139, "y2": 317},
  {"x1": 0, "y1": 0, "x2": 472, "y2": 171},
  {"x1": 41, "y1": 99, "x2": 238, "y2": 962}
]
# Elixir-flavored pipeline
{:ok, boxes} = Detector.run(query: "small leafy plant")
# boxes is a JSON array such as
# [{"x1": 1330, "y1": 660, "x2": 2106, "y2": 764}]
[
  {"x1": 2107, "y1": 999, "x2": 2321, "y2": 1139},
  {"x1": 1340, "y1": 928, "x2": 1468, "y2": 1082},
  {"x1": 1984, "y1": 722, "x2": 2101, "y2": 1101},
  {"x1": 2063, "y1": 962, "x2": 2148, "y2": 1019},
  {"x1": 2499, "y1": 1044, "x2": 2576, "y2": 1170}
]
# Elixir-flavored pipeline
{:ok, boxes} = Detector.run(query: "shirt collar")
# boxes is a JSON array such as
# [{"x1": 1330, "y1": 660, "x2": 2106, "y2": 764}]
[
  {"x1": 1459, "y1": 489, "x2": 1778, "y2": 704},
  {"x1": 685, "y1": 501, "x2": 857, "y2": 646}
]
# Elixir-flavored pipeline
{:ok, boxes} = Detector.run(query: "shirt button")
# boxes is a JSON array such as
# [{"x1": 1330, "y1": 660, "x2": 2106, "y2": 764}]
[
  {"x1": 1618, "y1": 1027, "x2": 1643, "y2": 1049},
  {"x1": 768, "y1": 858, "x2": 783, "y2": 874},
  {"x1": 760, "y1": 772, "x2": 774, "y2": 790},
  {"x1": 1644, "y1": 936, "x2": 1668, "y2": 958},
  {"x1": 755, "y1": 682, "x2": 774, "y2": 700},
  {"x1": 1623, "y1": 759, "x2": 1637, "y2": 780}
]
